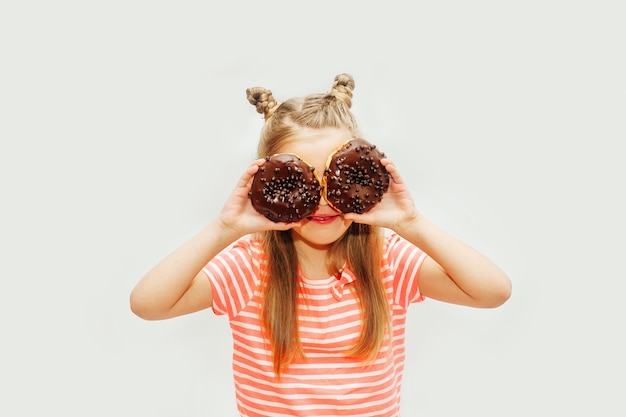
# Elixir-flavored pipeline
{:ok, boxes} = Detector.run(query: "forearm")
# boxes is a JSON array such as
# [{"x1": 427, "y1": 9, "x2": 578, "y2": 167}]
[
  {"x1": 394, "y1": 213, "x2": 511, "y2": 307},
  {"x1": 129, "y1": 218, "x2": 241, "y2": 318}
]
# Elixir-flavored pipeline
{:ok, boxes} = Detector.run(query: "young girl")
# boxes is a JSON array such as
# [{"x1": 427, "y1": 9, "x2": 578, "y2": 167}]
[{"x1": 130, "y1": 73, "x2": 511, "y2": 416}]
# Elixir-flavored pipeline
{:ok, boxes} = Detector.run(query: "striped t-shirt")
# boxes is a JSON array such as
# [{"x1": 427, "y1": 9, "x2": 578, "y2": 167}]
[{"x1": 203, "y1": 233, "x2": 426, "y2": 417}]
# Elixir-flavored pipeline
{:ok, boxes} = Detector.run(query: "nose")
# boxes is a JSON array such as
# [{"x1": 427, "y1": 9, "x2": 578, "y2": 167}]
[{"x1": 316, "y1": 185, "x2": 341, "y2": 213}]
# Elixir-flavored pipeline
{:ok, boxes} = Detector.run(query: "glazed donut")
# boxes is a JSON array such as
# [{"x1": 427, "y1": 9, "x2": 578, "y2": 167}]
[
  {"x1": 249, "y1": 153, "x2": 322, "y2": 223},
  {"x1": 323, "y1": 138, "x2": 390, "y2": 214}
]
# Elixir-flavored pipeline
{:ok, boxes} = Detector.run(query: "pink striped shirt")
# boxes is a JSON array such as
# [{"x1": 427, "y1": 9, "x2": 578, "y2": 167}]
[{"x1": 203, "y1": 233, "x2": 426, "y2": 416}]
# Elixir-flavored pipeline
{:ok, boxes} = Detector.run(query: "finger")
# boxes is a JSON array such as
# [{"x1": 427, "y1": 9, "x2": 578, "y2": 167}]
[
  {"x1": 342, "y1": 212, "x2": 360, "y2": 222},
  {"x1": 236, "y1": 159, "x2": 264, "y2": 189},
  {"x1": 381, "y1": 158, "x2": 405, "y2": 186},
  {"x1": 274, "y1": 221, "x2": 300, "y2": 231},
  {"x1": 264, "y1": 218, "x2": 302, "y2": 231},
  {"x1": 343, "y1": 211, "x2": 374, "y2": 224}
]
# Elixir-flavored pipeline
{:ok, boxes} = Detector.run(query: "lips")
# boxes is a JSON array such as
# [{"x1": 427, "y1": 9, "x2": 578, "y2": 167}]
[{"x1": 308, "y1": 214, "x2": 339, "y2": 224}]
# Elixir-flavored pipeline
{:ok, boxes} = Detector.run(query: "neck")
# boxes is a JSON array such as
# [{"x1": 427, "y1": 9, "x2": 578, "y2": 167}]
[{"x1": 292, "y1": 234, "x2": 334, "y2": 280}]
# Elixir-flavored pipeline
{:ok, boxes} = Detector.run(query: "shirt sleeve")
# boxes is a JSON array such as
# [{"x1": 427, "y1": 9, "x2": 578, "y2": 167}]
[
  {"x1": 202, "y1": 239, "x2": 262, "y2": 319},
  {"x1": 385, "y1": 233, "x2": 428, "y2": 308}
]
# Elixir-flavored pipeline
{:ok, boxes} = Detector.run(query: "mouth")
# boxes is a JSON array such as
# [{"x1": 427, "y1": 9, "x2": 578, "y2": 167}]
[{"x1": 307, "y1": 214, "x2": 339, "y2": 224}]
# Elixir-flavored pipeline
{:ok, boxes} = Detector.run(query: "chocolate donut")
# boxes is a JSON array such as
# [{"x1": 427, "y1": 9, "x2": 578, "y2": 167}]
[
  {"x1": 323, "y1": 138, "x2": 390, "y2": 214},
  {"x1": 249, "y1": 154, "x2": 322, "y2": 222}
]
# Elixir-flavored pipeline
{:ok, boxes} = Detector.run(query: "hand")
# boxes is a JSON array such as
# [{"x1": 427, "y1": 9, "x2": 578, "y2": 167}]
[
  {"x1": 217, "y1": 159, "x2": 298, "y2": 237},
  {"x1": 343, "y1": 159, "x2": 421, "y2": 232}
]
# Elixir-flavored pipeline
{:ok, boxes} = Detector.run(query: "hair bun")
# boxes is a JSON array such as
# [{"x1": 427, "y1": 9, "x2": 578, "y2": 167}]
[
  {"x1": 330, "y1": 73, "x2": 355, "y2": 108},
  {"x1": 246, "y1": 87, "x2": 279, "y2": 120}
]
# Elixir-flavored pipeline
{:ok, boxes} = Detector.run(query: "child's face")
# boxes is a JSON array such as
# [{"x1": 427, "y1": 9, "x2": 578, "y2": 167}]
[{"x1": 278, "y1": 127, "x2": 354, "y2": 248}]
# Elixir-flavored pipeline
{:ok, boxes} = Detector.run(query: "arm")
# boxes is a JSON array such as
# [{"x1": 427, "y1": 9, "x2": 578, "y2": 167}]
[
  {"x1": 129, "y1": 219, "x2": 236, "y2": 320},
  {"x1": 130, "y1": 160, "x2": 295, "y2": 320},
  {"x1": 345, "y1": 159, "x2": 511, "y2": 308},
  {"x1": 393, "y1": 215, "x2": 512, "y2": 308}
]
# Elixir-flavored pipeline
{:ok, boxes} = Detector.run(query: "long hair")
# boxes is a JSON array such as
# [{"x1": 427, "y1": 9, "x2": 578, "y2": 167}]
[{"x1": 246, "y1": 74, "x2": 389, "y2": 376}]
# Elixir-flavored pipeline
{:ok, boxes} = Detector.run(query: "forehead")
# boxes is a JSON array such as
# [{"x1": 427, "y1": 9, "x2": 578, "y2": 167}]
[{"x1": 278, "y1": 127, "x2": 354, "y2": 171}]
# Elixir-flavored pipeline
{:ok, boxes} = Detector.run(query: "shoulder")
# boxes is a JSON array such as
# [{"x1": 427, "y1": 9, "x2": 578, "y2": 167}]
[
  {"x1": 231, "y1": 237, "x2": 264, "y2": 257},
  {"x1": 227, "y1": 237, "x2": 266, "y2": 261},
  {"x1": 204, "y1": 237, "x2": 265, "y2": 316},
  {"x1": 382, "y1": 232, "x2": 427, "y2": 305},
  {"x1": 204, "y1": 237, "x2": 265, "y2": 278},
  {"x1": 383, "y1": 232, "x2": 426, "y2": 261}
]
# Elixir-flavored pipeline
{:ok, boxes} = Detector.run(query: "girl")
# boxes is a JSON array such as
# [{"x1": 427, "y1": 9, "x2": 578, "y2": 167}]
[{"x1": 130, "y1": 73, "x2": 511, "y2": 416}]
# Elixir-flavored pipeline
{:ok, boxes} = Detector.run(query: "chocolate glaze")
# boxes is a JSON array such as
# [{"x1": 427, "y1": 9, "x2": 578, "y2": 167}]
[
  {"x1": 249, "y1": 154, "x2": 321, "y2": 223},
  {"x1": 323, "y1": 138, "x2": 390, "y2": 214}
]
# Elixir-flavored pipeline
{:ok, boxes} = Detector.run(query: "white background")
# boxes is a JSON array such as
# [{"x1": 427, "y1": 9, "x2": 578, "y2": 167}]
[{"x1": 1, "y1": 1, "x2": 624, "y2": 416}]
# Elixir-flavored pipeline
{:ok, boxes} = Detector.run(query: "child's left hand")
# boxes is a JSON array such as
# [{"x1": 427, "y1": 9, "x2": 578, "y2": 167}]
[{"x1": 343, "y1": 159, "x2": 420, "y2": 232}]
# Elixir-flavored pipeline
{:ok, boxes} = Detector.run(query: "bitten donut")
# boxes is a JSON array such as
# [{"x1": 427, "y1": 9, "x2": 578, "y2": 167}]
[
  {"x1": 323, "y1": 138, "x2": 390, "y2": 214},
  {"x1": 249, "y1": 153, "x2": 322, "y2": 223}
]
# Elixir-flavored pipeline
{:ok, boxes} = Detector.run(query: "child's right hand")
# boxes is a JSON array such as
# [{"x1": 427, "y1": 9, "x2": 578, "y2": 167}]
[{"x1": 217, "y1": 159, "x2": 297, "y2": 238}]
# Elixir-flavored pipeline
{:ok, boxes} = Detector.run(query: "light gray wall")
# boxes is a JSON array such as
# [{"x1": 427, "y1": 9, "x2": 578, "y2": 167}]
[{"x1": 2, "y1": 1, "x2": 624, "y2": 416}]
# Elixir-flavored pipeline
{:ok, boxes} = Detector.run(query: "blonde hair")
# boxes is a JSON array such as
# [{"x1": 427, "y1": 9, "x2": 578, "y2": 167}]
[{"x1": 246, "y1": 74, "x2": 389, "y2": 376}]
